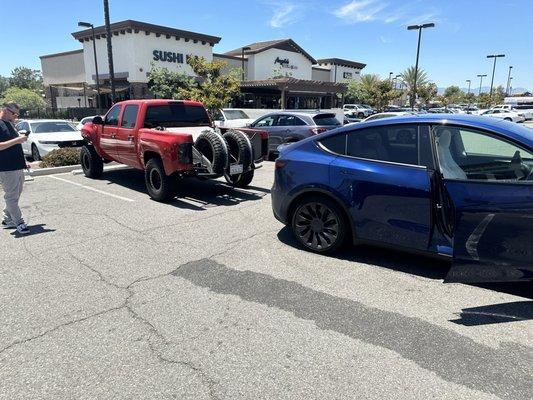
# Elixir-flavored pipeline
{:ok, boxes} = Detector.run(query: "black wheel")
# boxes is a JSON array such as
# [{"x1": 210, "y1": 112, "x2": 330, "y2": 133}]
[
  {"x1": 80, "y1": 145, "x2": 103, "y2": 178},
  {"x1": 194, "y1": 131, "x2": 228, "y2": 175},
  {"x1": 226, "y1": 169, "x2": 254, "y2": 188},
  {"x1": 357, "y1": 112, "x2": 365, "y2": 119},
  {"x1": 504, "y1": 117, "x2": 512, "y2": 121},
  {"x1": 291, "y1": 196, "x2": 347, "y2": 253},
  {"x1": 224, "y1": 130, "x2": 252, "y2": 170},
  {"x1": 144, "y1": 158, "x2": 176, "y2": 202},
  {"x1": 31, "y1": 144, "x2": 41, "y2": 161}
]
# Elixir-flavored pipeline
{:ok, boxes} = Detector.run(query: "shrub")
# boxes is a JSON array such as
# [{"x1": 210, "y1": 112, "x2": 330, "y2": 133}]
[{"x1": 41, "y1": 148, "x2": 81, "y2": 168}]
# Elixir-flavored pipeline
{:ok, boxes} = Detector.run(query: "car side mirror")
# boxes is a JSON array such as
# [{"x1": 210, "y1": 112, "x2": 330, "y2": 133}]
[
  {"x1": 92, "y1": 116, "x2": 104, "y2": 125},
  {"x1": 246, "y1": 123, "x2": 252, "y2": 128},
  {"x1": 18, "y1": 129, "x2": 30, "y2": 136}
]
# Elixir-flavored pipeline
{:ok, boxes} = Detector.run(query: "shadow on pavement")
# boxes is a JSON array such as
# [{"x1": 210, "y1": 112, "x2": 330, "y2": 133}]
[
  {"x1": 102, "y1": 169, "x2": 267, "y2": 209},
  {"x1": 450, "y1": 301, "x2": 533, "y2": 326},
  {"x1": 11, "y1": 224, "x2": 55, "y2": 238},
  {"x1": 276, "y1": 226, "x2": 533, "y2": 301}
]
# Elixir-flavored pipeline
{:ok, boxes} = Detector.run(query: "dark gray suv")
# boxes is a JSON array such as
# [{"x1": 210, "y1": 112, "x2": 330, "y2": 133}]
[{"x1": 249, "y1": 111, "x2": 342, "y2": 158}]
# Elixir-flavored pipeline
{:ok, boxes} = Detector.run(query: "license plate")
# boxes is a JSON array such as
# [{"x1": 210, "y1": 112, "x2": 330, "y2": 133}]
[{"x1": 229, "y1": 164, "x2": 243, "y2": 175}]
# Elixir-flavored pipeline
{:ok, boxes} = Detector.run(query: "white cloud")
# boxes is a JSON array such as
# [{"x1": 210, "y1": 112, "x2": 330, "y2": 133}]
[
  {"x1": 332, "y1": 0, "x2": 387, "y2": 23},
  {"x1": 332, "y1": 0, "x2": 440, "y2": 26},
  {"x1": 269, "y1": 3, "x2": 299, "y2": 28}
]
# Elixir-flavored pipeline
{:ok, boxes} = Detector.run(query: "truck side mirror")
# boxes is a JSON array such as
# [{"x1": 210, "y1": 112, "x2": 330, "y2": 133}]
[{"x1": 92, "y1": 116, "x2": 104, "y2": 125}]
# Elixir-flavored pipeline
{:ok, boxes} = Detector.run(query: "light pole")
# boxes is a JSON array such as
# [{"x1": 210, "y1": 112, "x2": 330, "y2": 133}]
[
  {"x1": 388, "y1": 72, "x2": 393, "y2": 82},
  {"x1": 241, "y1": 46, "x2": 251, "y2": 81},
  {"x1": 508, "y1": 77, "x2": 513, "y2": 95},
  {"x1": 407, "y1": 23, "x2": 435, "y2": 110},
  {"x1": 103, "y1": 0, "x2": 116, "y2": 103},
  {"x1": 78, "y1": 21, "x2": 101, "y2": 114},
  {"x1": 477, "y1": 74, "x2": 487, "y2": 96},
  {"x1": 466, "y1": 79, "x2": 471, "y2": 94},
  {"x1": 506, "y1": 65, "x2": 513, "y2": 95},
  {"x1": 487, "y1": 54, "x2": 505, "y2": 105}
]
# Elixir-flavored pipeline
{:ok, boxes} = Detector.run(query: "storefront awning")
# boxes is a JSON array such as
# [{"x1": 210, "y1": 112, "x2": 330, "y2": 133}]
[{"x1": 240, "y1": 78, "x2": 347, "y2": 94}]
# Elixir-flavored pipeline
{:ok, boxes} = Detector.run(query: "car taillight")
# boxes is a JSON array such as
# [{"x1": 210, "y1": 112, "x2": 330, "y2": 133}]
[
  {"x1": 310, "y1": 127, "x2": 327, "y2": 135},
  {"x1": 178, "y1": 142, "x2": 193, "y2": 164},
  {"x1": 275, "y1": 159, "x2": 287, "y2": 169}
]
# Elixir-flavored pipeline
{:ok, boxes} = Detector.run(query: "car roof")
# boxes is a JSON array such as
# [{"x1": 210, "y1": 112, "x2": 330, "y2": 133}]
[
  {"x1": 323, "y1": 114, "x2": 533, "y2": 148},
  {"x1": 19, "y1": 119, "x2": 71, "y2": 123},
  {"x1": 257, "y1": 110, "x2": 336, "y2": 118}
]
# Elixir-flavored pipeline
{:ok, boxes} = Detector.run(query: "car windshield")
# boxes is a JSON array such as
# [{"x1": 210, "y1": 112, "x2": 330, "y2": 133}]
[
  {"x1": 313, "y1": 114, "x2": 341, "y2": 126},
  {"x1": 223, "y1": 110, "x2": 250, "y2": 120},
  {"x1": 31, "y1": 121, "x2": 76, "y2": 133},
  {"x1": 144, "y1": 104, "x2": 211, "y2": 128}
]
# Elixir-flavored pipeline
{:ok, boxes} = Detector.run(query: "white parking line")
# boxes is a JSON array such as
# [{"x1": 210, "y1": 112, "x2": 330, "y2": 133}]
[{"x1": 47, "y1": 176, "x2": 135, "y2": 202}]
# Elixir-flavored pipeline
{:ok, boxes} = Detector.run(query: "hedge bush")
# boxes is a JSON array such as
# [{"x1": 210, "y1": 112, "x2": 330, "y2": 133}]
[{"x1": 40, "y1": 148, "x2": 81, "y2": 168}]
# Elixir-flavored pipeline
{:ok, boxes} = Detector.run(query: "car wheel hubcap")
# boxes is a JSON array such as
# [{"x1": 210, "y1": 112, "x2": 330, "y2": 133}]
[
  {"x1": 295, "y1": 202, "x2": 339, "y2": 250},
  {"x1": 150, "y1": 169, "x2": 162, "y2": 191}
]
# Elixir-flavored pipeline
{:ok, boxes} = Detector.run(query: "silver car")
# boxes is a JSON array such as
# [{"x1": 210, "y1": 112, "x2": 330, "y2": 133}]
[{"x1": 249, "y1": 111, "x2": 342, "y2": 158}]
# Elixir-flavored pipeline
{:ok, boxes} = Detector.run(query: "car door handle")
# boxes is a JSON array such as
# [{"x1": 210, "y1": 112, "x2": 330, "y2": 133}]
[
  {"x1": 110, "y1": 133, "x2": 116, "y2": 139},
  {"x1": 128, "y1": 135, "x2": 134, "y2": 141}
]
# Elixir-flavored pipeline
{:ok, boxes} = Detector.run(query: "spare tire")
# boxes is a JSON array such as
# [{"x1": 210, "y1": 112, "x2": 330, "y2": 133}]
[
  {"x1": 223, "y1": 130, "x2": 252, "y2": 171},
  {"x1": 194, "y1": 130, "x2": 228, "y2": 175}
]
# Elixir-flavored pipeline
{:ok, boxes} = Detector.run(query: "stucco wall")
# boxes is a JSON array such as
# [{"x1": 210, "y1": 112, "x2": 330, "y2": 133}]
[
  {"x1": 82, "y1": 31, "x2": 214, "y2": 84},
  {"x1": 250, "y1": 48, "x2": 312, "y2": 80},
  {"x1": 41, "y1": 51, "x2": 85, "y2": 86}
]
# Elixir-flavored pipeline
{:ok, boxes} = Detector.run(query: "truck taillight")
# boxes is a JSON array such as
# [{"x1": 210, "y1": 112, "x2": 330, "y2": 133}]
[
  {"x1": 178, "y1": 142, "x2": 193, "y2": 164},
  {"x1": 310, "y1": 127, "x2": 327, "y2": 135}
]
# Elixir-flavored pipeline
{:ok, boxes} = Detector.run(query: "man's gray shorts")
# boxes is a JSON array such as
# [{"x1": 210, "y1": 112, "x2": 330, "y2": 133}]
[{"x1": 0, "y1": 169, "x2": 25, "y2": 226}]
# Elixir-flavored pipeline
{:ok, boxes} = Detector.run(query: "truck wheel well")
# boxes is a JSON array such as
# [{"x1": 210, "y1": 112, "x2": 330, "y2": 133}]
[
  {"x1": 143, "y1": 151, "x2": 161, "y2": 166},
  {"x1": 287, "y1": 191, "x2": 354, "y2": 242}
]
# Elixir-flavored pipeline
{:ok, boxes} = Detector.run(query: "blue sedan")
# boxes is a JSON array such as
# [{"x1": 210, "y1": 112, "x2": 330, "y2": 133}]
[{"x1": 272, "y1": 114, "x2": 533, "y2": 283}]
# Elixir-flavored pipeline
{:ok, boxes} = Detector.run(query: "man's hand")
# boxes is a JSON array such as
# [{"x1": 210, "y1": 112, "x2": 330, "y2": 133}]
[{"x1": 15, "y1": 135, "x2": 28, "y2": 144}]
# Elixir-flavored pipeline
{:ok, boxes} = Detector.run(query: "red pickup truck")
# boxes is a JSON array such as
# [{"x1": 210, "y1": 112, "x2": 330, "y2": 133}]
[{"x1": 80, "y1": 99, "x2": 268, "y2": 202}]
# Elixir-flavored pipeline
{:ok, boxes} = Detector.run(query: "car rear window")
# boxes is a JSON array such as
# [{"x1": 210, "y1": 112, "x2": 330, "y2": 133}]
[
  {"x1": 144, "y1": 104, "x2": 211, "y2": 128},
  {"x1": 313, "y1": 114, "x2": 341, "y2": 126}
]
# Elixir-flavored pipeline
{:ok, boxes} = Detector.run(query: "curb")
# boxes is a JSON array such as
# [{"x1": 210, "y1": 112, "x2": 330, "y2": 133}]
[
  {"x1": 71, "y1": 164, "x2": 131, "y2": 175},
  {"x1": 25, "y1": 164, "x2": 81, "y2": 177},
  {"x1": 24, "y1": 163, "x2": 129, "y2": 178}
]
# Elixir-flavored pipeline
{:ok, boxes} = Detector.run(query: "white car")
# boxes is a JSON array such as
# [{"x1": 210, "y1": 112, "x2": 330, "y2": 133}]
[
  {"x1": 76, "y1": 116, "x2": 97, "y2": 131},
  {"x1": 363, "y1": 111, "x2": 416, "y2": 122},
  {"x1": 480, "y1": 108, "x2": 526, "y2": 123},
  {"x1": 213, "y1": 109, "x2": 254, "y2": 129},
  {"x1": 15, "y1": 119, "x2": 84, "y2": 161},
  {"x1": 343, "y1": 104, "x2": 372, "y2": 118}
]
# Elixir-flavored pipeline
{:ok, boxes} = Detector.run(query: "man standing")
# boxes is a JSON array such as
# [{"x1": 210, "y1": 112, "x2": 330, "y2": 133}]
[{"x1": 0, "y1": 102, "x2": 30, "y2": 235}]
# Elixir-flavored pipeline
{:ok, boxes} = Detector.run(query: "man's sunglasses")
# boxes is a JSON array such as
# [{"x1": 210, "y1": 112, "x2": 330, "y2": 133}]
[{"x1": 6, "y1": 108, "x2": 19, "y2": 116}]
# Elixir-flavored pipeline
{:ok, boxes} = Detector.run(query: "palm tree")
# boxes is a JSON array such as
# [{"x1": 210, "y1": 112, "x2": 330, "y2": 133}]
[{"x1": 400, "y1": 66, "x2": 429, "y2": 106}]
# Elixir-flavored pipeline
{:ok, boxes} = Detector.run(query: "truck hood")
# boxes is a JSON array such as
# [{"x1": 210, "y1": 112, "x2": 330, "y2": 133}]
[{"x1": 165, "y1": 126, "x2": 215, "y2": 141}]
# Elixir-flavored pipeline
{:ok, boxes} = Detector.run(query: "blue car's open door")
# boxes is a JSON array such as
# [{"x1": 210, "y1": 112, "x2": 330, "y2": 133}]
[{"x1": 444, "y1": 180, "x2": 533, "y2": 283}]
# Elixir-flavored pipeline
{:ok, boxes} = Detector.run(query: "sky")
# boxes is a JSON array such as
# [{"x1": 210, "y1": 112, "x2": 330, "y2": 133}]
[{"x1": 1, "y1": 0, "x2": 531, "y2": 91}]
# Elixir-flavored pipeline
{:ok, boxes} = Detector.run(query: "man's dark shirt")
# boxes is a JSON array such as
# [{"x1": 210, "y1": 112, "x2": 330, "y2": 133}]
[{"x1": 0, "y1": 119, "x2": 26, "y2": 172}]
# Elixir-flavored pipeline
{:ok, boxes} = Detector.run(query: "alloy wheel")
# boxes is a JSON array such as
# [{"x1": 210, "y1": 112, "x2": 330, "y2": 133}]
[{"x1": 294, "y1": 202, "x2": 340, "y2": 251}]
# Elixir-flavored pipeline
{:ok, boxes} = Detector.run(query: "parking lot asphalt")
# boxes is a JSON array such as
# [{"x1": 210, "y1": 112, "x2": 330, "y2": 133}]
[{"x1": 1, "y1": 162, "x2": 532, "y2": 400}]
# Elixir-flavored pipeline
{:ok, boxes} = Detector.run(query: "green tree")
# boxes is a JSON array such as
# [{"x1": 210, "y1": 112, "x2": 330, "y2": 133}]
[
  {"x1": 0, "y1": 75, "x2": 9, "y2": 96},
  {"x1": 9, "y1": 67, "x2": 43, "y2": 91},
  {"x1": 178, "y1": 56, "x2": 241, "y2": 117},
  {"x1": 345, "y1": 74, "x2": 400, "y2": 111},
  {"x1": 489, "y1": 85, "x2": 506, "y2": 105},
  {"x1": 400, "y1": 66, "x2": 429, "y2": 107},
  {"x1": 443, "y1": 85, "x2": 464, "y2": 106},
  {"x1": 147, "y1": 64, "x2": 195, "y2": 99},
  {"x1": 0, "y1": 86, "x2": 45, "y2": 111},
  {"x1": 417, "y1": 82, "x2": 438, "y2": 106}
]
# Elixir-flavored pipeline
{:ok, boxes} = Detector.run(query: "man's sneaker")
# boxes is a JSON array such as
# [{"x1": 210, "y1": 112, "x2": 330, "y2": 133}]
[
  {"x1": 16, "y1": 223, "x2": 30, "y2": 235},
  {"x1": 2, "y1": 220, "x2": 16, "y2": 229}
]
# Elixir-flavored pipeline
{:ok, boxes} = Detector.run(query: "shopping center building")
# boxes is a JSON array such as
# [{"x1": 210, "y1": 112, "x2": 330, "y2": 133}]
[{"x1": 40, "y1": 20, "x2": 366, "y2": 111}]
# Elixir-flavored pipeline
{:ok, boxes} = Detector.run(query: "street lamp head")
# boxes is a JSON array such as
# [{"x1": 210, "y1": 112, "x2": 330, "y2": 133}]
[
  {"x1": 487, "y1": 54, "x2": 505, "y2": 58},
  {"x1": 477, "y1": 74, "x2": 487, "y2": 77},
  {"x1": 407, "y1": 23, "x2": 435, "y2": 30},
  {"x1": 78, "y1": 21, "x2": 93, "y2": 28}
]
